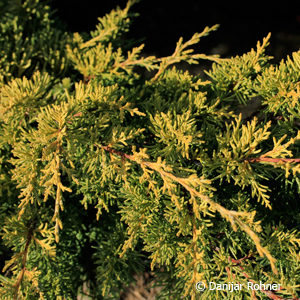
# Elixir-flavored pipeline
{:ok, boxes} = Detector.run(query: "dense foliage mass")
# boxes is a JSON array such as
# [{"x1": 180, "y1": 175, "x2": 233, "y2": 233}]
[{"x1": 0, "y1": 1, "x2": 299, "y2": 299}]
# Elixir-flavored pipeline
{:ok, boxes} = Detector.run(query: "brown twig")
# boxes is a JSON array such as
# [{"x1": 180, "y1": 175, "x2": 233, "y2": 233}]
[
  {"x1": 102, "y1": 146, "x2": 300, "y2": 165},
  {"x1": 246, "y1": 157, "x2": 300, "y2": 163},
  {"x1": 83, "y1": 75, "x2": 95, "y2": 84},
  {"x1": 101, "y1": 145, "x2": 132, "y2": 161},
  {"x1": 230, "y1": 253, "x2": 254, "y2": 265},
  {"x1": 66, "y1": 112, "x2": 83, "y2": 124},
  {"x1": 13, "y1": 226, "x2": 34, "y2": 300},
  {"x1": 227, "y1": 255, "x2": 300, "y2": 300}
]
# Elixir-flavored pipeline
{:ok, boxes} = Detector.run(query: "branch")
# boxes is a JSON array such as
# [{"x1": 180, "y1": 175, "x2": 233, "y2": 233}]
[
  {"x1": 227, "y1": 255, "x2": 300, "y2": 300},
  {"x1": 12, "y1": 226, "x2": 34, "y2": 300},
  {"x1": 83, "y1": 75, "x2": 95, "y2": 84},
  {"x1": 101, "y1": 145, "x2": 132, "y2": 160},
  {"x1": 247, "y1": 157, "x2": 300, "y2": 163},
  {"x1": 230, "y1": 253, "x2": 254, "y2": 265},
  {"x1": 99, "y1": 145, "x2": 277, "y2": 274}
]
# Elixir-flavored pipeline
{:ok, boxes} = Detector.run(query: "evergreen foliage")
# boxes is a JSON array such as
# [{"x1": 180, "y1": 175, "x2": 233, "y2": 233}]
[{"x1": 0, "y1": 1, "x2": 299, "y2": 299}]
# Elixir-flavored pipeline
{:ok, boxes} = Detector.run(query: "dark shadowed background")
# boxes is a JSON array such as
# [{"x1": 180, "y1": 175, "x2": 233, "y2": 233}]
[{"x1": 50, "y1": 0, "x2": 300, "y2": 61}]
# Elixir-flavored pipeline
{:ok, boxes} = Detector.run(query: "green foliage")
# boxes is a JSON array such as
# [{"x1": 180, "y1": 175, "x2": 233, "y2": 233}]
[
  {"x1": 0, "y1": 1, "x2": 299, "y2": 299},
  {"x1": 0, "y1": 0, "x2": 70, "y2": 82}
]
